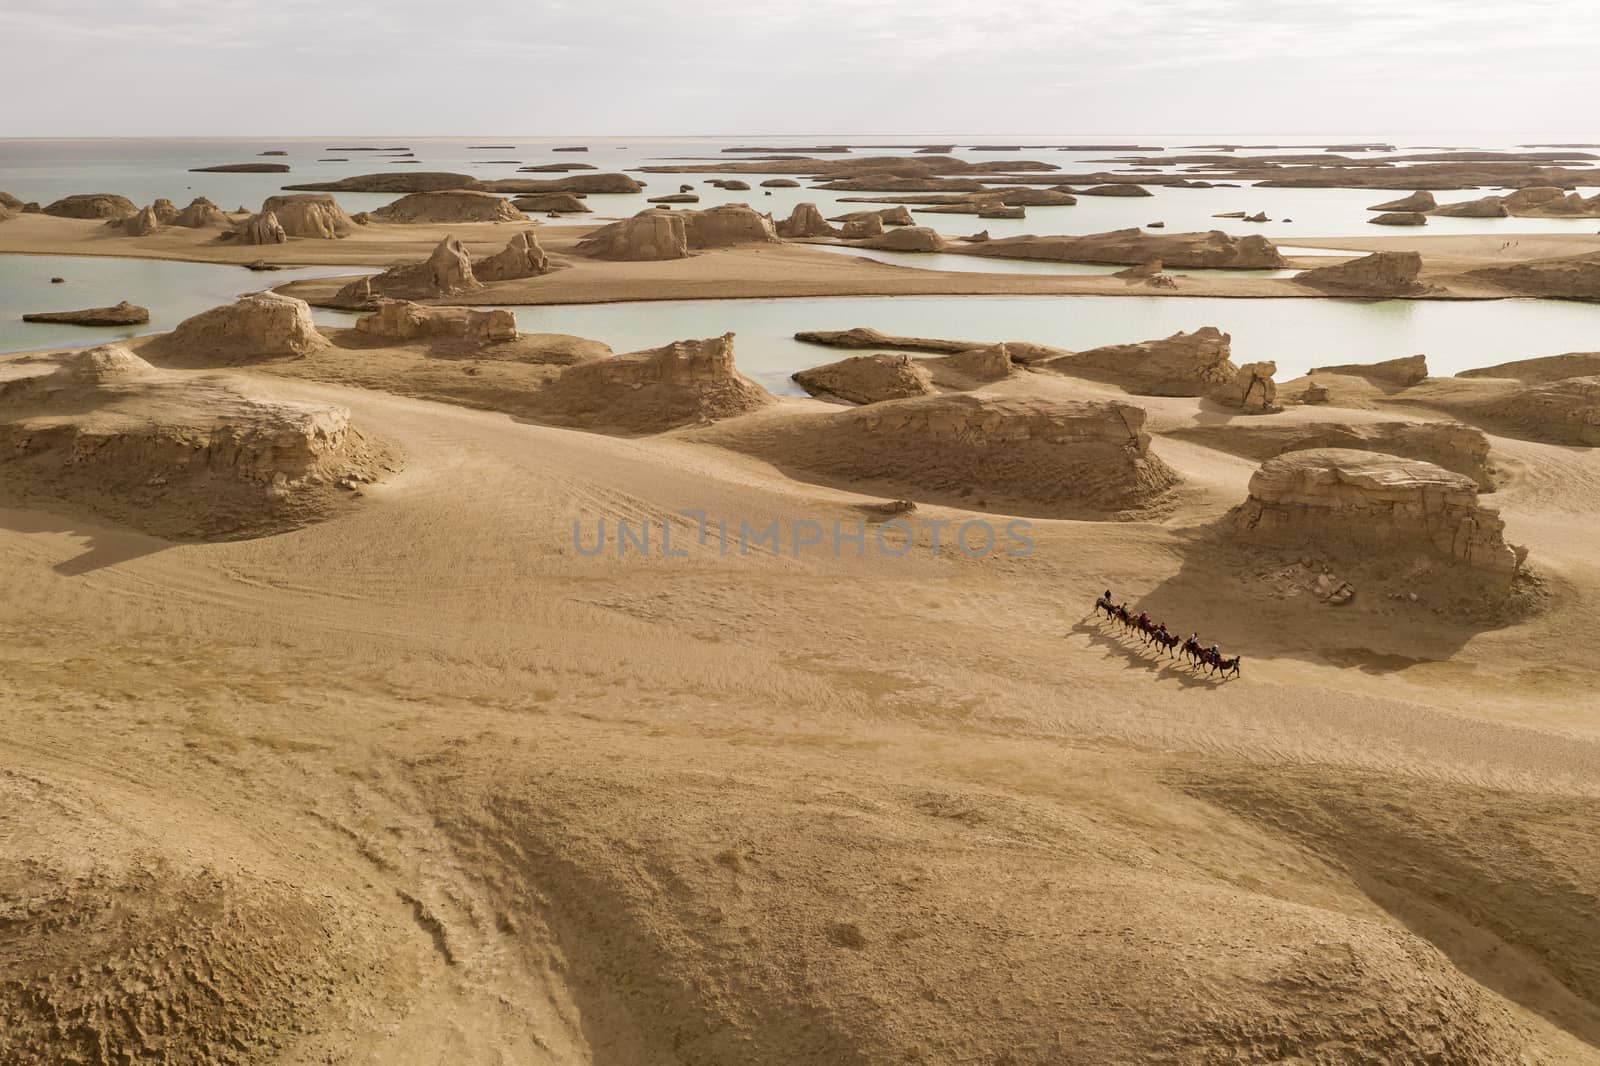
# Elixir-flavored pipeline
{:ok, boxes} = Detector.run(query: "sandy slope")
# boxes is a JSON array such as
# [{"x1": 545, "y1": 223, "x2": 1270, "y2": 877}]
[{"x1": 4, "y1": 330, "x2": 1600, "y2": 1063}]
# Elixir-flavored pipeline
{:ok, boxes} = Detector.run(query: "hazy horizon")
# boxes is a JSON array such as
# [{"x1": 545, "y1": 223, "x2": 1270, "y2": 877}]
[{"x1": 4, "y1": 0, "x2": 1598, "y2": 139}]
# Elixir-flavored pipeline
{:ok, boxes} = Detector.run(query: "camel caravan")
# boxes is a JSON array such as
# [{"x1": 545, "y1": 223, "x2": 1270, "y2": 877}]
[{"x1": 1092, "y1": 591, "x2": 1242, "y2": 679}]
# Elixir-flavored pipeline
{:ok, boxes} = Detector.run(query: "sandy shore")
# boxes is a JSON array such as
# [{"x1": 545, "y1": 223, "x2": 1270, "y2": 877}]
[{"x1": 7, "y1": 213, "x2": 1599, "y2": 307}]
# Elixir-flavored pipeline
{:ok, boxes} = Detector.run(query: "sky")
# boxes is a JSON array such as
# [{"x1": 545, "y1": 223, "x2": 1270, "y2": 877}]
[{"x1": 2, "y1": 0, "x2": 1598, "y2": 138}]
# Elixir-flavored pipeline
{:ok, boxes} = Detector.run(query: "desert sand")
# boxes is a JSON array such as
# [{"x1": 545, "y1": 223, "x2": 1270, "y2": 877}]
[
  {"x1": 3, "y1": 273, "x2": 1600, "y2": 1065},
  {"x1": 6, "y1": 144, "x2": 1600, "y2": 1066}
]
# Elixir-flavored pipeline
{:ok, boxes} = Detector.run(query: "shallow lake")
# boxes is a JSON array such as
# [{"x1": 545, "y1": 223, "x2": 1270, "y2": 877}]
[
  {"x1": 336, "y1": 293, "x2": 1600, "y2": 396},
  {"x1": 0, "y1": 254, "x2": 372, "y2": 352},
  {"x1": 4, "y1": 136, "x2": 1598, "y2": 245}
]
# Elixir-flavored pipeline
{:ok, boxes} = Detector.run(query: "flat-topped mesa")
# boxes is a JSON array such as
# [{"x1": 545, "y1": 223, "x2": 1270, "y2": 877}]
[
  {"x1": 1368, "y1": 211, "x2": 1428, "y2": 226},
  {"x1": 706, "y1": 394, "x2": 1179, "y2": 517},
  {"x1": 1230, "y1": 449, "x2": 1524, "y2": 576},
  {"x1": 1295, "y1": 251, "x2": 1427, "y2": 297},
  {"x1": 793, "y1": 353, "x2": 935, "y2": 404},
  {"x1": 1479, "y1": 377, "x2": 1600, "y2": 446},
  {"x1": 481, "y1": 173, "x2": 642, "y2": 195},
  {"x1": 354, "y1": 300, "x2": 517, "y2": 343},
  {"x1": 533, "y1": 333, "x2": 774, "y2": 433},
  {"x1": 0, "y1": 345, "x2": 389, "y2": 539},
  {"x1": 145, "y1": 292, "x2": 328, "y2": 366},
  {"x1": 775, "y1": 203, "x2": 837, "y2": 239},
  {"x1": 1311, "y1": 353, "x2": 1430, "y2": 387},
  {"x1": 1045, "y1": 326, "x2": 1239, "y2": 397},
  {"x1": 1170, "y1": 420, "x2": 1494, "y2": 489},
  {"x1": 1368, "y1": 191, "x2": 1436, "y2": 212},
  {"x1": 576, "y1": 210, "x2": 689, "y2": 261},
  {"x1": 283, "y1": 171, "x2": 480, "y2": 193},
  {"x1": 510, "y1": 193, "x2": 590, "y2": 214},
  {"x1": 960, "y1": 228, "x2": 1284, "y2": 269},
  {"x1": 794, "y1": 327, "x2": 977, "y2": 354},
  {"x1": 1465, "y1": 253, "x2": 1600, "y2": 301},
  {"x1": 22, "y1": 301, "x2": 150, "y2": 327},
  {"x1": 171, "y1": 196, "x2": 230, "y2": 229},
  {"x1": 258, "y1": 194, "x2": 356, "y2": 239},
  {"x1": 333, "y1": 236, "x2": 482, "y2": 306},
  {"x1": 370, "y1": 190, "x2": 526, "y2": 223},
  {"x1": 473, "y1": 230, "x2": 550, "y2": 281},
  {"x1": 679, "y1": 203, "x2": 780, "y2": 248},
  {"x1": 829, "y1": 206, "x2": 915, "y2": 226},
  {"x1": 1429, "y1": 195, "x2": 1510, "y2": 218},
  {"x1": 1457, "y1": 351, "x2": 1600, "y2": 383},
  {"x1": 576, "y1": 205, "x2": 778, "y2": 260},
  {"x1": 43, "y1": 193, "x2": 138, "y2": 219},
  {"x1": 859, "y1": 226, "x2": 945, "y2": 252}
]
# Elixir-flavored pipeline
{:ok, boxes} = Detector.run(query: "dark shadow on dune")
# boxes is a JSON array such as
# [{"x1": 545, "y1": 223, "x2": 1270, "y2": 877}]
[
  {"x1": 1121, "y1": 523, "x2": 1540, "y2": 673},
  {"x1": 0, "y1": 507, "x2": 175, "y2": 575}
]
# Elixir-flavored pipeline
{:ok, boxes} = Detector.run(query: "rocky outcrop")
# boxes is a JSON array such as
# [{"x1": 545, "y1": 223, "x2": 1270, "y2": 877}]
[
  {"x1": 959, "y1": 228, "x2": 1283, "y2": 269},
  {"x1": 1368, "y1": 191, "x2": 1436, "y2": 212},
  {"x1": 533, "y1": 333, "x2": 774, "y2": 432},
  {"x1": 840, "y1": 216, "x2": 885, "y2": 239},
  {"x1": 1429, "y1": 196, "x2": 1509, "y2": 218},
  {"x1": 705, "y1": 394, "x2": 1178, "y2": 517},
  {"x1": 578, "y1": 205, "x2": 777, "y2": 258},
  {"x1": 829, "y1": 206, "x2": 915, "y2": 226},
  {"x1": 776, "y1": 203, "x2": 837, "y2": 239},
  {"x1": 485, "y1": 173, "x2": 642, "y2": 194},
  {"x1": 333, "y1": 237, "x2": 482, "y2": 305},
  {"x1": 679, "y1": 203, "x2": 780, "y2": 248},
  {"x1": 1311, "y1": 354, "x2": 1429, "y2": 387},
  {"x1": 109, "y1": 205, "x2": 162, "y2": 236},
  {"x1": 1046, "y1": 326, "x2": 1238, "y2": 397},
  {"x1": 1230, "y1": 449, "x2": 1523, "y2": 575},
  {"x1": 354, "y1": 300, "x2": 517, "y2": 343},
  {"x1": 189, "y1": 163, "x2": 290, "y2": 173},
  {"x1": 1295, "y1": 251, "x2": 1427, "y2": 297},
  {"x1": 1478, "y1": 377, "x2": 1600, "y2": 446},
  {"x1": 761, "y1": 179, "x2": 802, "y2": 188},
  {"x1": 44, "y1": 193, "x2": 138, "y2": 219},
  {"x1": 1079, "y1": 184, "x2": 1152, "y2": 197},
  {"x1": 792, "y1": 353, "x2": 936, "y2": 404},
  {"x1": 0, "y1": 345, "x2": 387, "y2": 539},
  {"x1": 1465, "y1": 253, "x2": 1600, "y2": 301},
  {"x1": 794, "y1": 327, "x2": 976, "y2": 354},
  {"x1": 150, "y1": 199, "x2": 179, "y2": 224},
  {"x1": 576, "y1": 210, "x2": 689, "y2": 261},
  {"x1": 172, "y1": 197, "x2": 231, "y2": 229},
  {"x1": 259, "y1": 195, "x2": 355, "y2": 239},
  {"x1": 147, "y1": 292, "x2": 328, "y2": 365},
  {"x1": 510, "y1": 193, "x2": 589, "y2": 213},
  {"x1": 1368, "y1": 212, "x2": 1427, "y2": 226},
  {"x1": 0, "y1": 191, "x2": 22, "y2": 210},
  {"x1": 22, "y1": 301, "x2": 150, "y2": 326},
  {"x1": 236, "y1": 211, "x2": 287, "y2": 245},
  {"x1": 1456, "y1": 351, "x2": 1600, "y2": 383},
  {"x1": 370, "y1": 190, "x2": 525, "y2": 223},
  {"x1": 472, "y1": 230, "x2": 550, "y2": 281},
  {"x1": 859, "y1": 226, "x2": 945, "y2": 252},
  {"x1": 1170, "y1": 420, "x2": 1493, "y2": 488},
  {"x1": 1219, "y1": 361, "x2": 1279, "y2": 412},
  {"x1": 284, "y1": 172, "x2": 478, "y2": 193},
  {"x1": 648, "y1": 193, "x2": 700, "y2": 204}
]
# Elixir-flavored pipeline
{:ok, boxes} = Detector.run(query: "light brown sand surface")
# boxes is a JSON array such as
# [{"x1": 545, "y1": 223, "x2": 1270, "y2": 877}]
[{"x1": 5, "y1": 308, "x2": 1600, "y2": 1062}]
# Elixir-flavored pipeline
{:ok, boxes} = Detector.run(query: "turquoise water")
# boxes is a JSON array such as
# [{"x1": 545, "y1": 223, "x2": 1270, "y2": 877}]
[
  {"x1": 311, "y1": 294, "x2": 1600, "y2": 396},
  {"x1": 0, "y1": 255, "x2": 372, "y2": 352},
  {"x1": 3, "y1": 137, "x2": 1598, "y2": 243}
]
